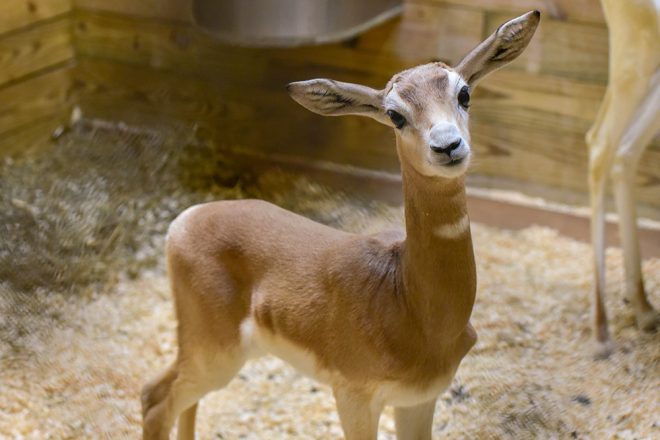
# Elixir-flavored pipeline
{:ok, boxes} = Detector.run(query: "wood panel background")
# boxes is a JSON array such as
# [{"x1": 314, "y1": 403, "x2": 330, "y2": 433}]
[
  {"x1": 0, "y1": 0, "x2": 75, "y2": 156},
  {"x1": 2, "y1": 0, "x2": 659, "y2": 211}
]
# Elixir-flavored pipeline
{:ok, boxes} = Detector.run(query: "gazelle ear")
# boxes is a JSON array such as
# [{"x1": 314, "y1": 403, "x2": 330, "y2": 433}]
[
  {"x1": 287, "y1": 79, "x2": 390, "y2": 125},
  {"x1": 455, "y1": 10, "x2": 540, "y2": 87}
]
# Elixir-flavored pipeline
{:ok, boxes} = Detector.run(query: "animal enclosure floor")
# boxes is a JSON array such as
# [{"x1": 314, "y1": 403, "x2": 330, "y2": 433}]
[{"x1": 1, "y1": 122, "x2": 659, "y2": 439}]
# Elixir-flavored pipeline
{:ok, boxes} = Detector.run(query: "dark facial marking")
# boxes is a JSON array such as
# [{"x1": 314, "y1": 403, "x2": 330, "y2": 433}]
[
  {"x1": 433, "y1": 73, "x2": 449, "y2": 93},
  {"x1": 396, "y1": 83, "x2": 424, "y2": 112},
  {"x1": 393, "y1": 67, "x2": 451, "y2": 112}
]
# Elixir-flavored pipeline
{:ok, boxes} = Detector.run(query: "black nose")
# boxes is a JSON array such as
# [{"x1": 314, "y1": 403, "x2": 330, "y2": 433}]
[{"x1": 430, "y1": 139, "x2": 462, "y2": 155}]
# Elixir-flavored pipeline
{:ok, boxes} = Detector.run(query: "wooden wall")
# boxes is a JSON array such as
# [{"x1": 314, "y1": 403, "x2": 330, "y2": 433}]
[
  {"x1": 0, "y1": 0, "x2": 75, "y2": 156},
  {"x1": 4, "y1": 0, "x2": 659, "y2": 210}
]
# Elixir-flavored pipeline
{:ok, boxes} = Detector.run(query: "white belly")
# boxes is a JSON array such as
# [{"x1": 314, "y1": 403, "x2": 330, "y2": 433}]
[
  {"x1": 240, "y1": 318, "x2": 335, "y2": 384},
  {"x1": 240, "y1": 318, "x2": 455, "y2": 407}
]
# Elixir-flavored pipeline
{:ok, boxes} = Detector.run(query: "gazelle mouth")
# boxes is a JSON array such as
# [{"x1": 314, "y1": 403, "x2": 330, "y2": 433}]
[{"x1": 445, "y1": 158, "x2": 465, "y2": 167}]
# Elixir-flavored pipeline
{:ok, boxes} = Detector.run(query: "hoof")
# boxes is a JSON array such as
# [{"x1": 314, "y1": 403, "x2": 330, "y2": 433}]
[
  {"x1": 636, "y1": 309, "x2": 660, "y2": 332},
  {"x1": 592, "y1": 339, "x2": 615, "y2": 360}
]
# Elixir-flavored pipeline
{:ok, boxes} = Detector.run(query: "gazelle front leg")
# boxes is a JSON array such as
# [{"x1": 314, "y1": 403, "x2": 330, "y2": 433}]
[
  {"x1": 333, "y1": 387, "x2": 383, "y2": 440},
  {"x1": 394, "y1": 400, "x2": 436, "y2": 440},
  {"x1": 611, "y1": 71, "x2": 660, "y2": 332}
]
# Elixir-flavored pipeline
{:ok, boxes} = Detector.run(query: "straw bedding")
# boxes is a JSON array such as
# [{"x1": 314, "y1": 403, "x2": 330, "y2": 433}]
[{"x1": 0, "y1": 122, "x2": 658, "y2": 439}]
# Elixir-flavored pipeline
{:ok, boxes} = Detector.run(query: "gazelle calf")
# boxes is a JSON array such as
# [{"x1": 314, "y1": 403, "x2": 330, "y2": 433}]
[
  {"x1": 586, "y1": 0, "x2": 660, "y2": 357},
  {"x1": 142, "y1": 11, "x2": 540, "y2": 439}
]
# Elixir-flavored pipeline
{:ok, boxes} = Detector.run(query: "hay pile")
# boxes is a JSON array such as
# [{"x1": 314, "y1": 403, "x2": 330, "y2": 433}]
[{"x1": 0, "y1": 122, "x2": 658, "y2": 439}]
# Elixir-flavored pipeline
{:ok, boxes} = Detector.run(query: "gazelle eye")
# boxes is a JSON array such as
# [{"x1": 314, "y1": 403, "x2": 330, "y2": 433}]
[
  {"x1": 386, "y1": 110, "x2": 407, "y2": 129},
  {"x1": 458, "y1": 85, "x2": 470, "y2": 109}
]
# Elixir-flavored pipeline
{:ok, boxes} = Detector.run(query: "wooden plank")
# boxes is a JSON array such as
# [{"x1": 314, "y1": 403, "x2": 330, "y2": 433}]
[
  {"x1": 0, "y1": 113, "x2": 69, "y2": 158},
  {"x1": 476, "y1": 69, "x2": 606, "y2": 116},
  {"x1": 470, "y1": 120, "x2": 588, "y2": 188},
  {"x1": 472, "y1": 70, "x2": 606, "y2": 136},
  {"x1": 73, "y1": 1, "x2": 478, "y2": 69},
  {"x1": 421, "y1": 0, "x2": 605, "y2": 24},
  {"x1": 356, "y1": 2, "x2": 485, "y2": 65},
  {"x1": 72, "y1": 9, "x2": 608, "y2": 125},
  {"x1": 469, "y1": 121, "x2": 660, "y2": 208},
  {"x1": 72, "y1": 6, "x2": 481, "y2": 88},
  {"x1": 68, "y1": 8, "x2": 658, "y2": 209},
  {"x1": 72, "y1": 58, "x2": 660, "y2": 209},
  {"x1": 74, "y1": 0, "x2": 192, "y2": 22},
  {"x1": 73, "y1": 10, "x2": 398, "y2": 87},
  {"x1": 72, "y1": 4, "x2": 609, "y2": 85},
  {"x1": 72, "y1": 7, "x2": 609, "y2": 98},
  {"x1": 485, "y1": 11, "x2": 609, "y2": 83},
  {"x1": 73, "y1": 0, "x2": 606, "y2": 27},
  {"x1": 0, "y1": 0, "x2": 71, "y2": 35},
  {"x1": 0, "y1": 17, "x2": 73, "y2": 86},
  {"x1": 466, "y1": 192, "x2": 660, "y2": 256},
  {"x1": 71, "y1": 59, "x2": 400, "y2": 172},
  {"x1": 0, "y1": 67, "x2": 73, "y2": 135}
]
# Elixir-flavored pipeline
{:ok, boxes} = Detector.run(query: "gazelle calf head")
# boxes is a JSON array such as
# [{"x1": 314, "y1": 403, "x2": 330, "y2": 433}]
[{"x1": 289, "y1": 10, "x2": 540, "y2": 179}]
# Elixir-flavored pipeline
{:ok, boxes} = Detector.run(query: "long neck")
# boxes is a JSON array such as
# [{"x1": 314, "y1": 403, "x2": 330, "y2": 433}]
[{"x1": 398, "y1": 154, "x2": 476, "y2": 339}]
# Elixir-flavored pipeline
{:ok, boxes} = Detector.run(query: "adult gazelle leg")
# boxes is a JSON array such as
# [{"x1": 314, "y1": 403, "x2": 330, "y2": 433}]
[
  {"x1": 586, "y1": 87, "x2": 611, "y2": 147},
  {"x1": 585, "y1": 67, "x2": 650, "y2": 356},
  {"x1": 611, "y1": 70, "x2": 660, "y2": 332},
  {"x1": 587, "y1": 123, "x2": 614, "y2": 357},
  {"x1": 394, "y1": 400, "x2": 436, "y2": 440}
]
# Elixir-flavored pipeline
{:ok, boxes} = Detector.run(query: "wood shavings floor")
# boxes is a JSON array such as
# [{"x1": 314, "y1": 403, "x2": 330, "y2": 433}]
[
  {"x1": 2, "y1": 200, "x2": 658, "y2": 439},
  {"x1": 0, "y1": 123, "x2": 657, "y2": 439}
]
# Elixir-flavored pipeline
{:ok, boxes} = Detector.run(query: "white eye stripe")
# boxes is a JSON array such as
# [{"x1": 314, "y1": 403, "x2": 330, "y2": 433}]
[
  {"x1": 447, "y1": 70, "x2": 465, "y2": 91},
  {"x1": 385, "y1": 84, "x2": 413, "y2": 117},
  {"x1": 433, "y1": 213, "x2": 470, "y2": 239}
]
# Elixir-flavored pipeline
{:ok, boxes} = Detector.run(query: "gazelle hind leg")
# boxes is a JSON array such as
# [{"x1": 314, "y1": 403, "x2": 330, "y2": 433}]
[
  {"x1": 612, "y1": 162, "x2": 660, "y2": 332},
  {"x1": 587, "y1": 138, "x2": 614, "y2": 358},
  {"x1": 142, "y1": 350, "x2": 246, "y2": 440},
  {"x1": 142, "y1": 363, "x2": 178, "y2": 439},
  {"x1": 611, "y1": 70, "x2": 660, "y2": 331},
  {"x1": 394, "y1": 400, "x2": 436, "y2": 440},
  {"x1": 586, "y1": 87, "x2": 611, "y2": 146}
]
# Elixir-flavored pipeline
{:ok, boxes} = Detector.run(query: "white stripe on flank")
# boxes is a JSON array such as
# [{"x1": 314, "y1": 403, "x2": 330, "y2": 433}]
[{"x1": 433, "y1": 214, "x2": 470, "y2": 239}]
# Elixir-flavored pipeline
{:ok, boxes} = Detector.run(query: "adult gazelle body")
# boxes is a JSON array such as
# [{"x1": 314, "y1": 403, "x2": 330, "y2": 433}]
[
  {"x1": 142, "y1": 11, "x2": 540, "y2": 440},
  {"x1": 586, "y1": 0, "x2": 660, "y2": 357}
]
